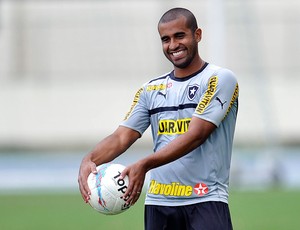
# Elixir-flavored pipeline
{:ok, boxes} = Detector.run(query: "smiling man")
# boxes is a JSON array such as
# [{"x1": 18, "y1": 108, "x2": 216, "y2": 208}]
[{"x1": 78, "y1": 7, "x2": 239, "y2": 230}]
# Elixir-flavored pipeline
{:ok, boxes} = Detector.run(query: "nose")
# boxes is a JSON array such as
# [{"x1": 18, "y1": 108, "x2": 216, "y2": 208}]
[{"x1": 169, "y1": 38, "x2": 179, "y2": 51}]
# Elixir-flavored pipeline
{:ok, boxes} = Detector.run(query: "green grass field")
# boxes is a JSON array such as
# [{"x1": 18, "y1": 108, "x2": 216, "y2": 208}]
[{"x1": 0, "y1": 190, "x2": 299, "y2": 230}]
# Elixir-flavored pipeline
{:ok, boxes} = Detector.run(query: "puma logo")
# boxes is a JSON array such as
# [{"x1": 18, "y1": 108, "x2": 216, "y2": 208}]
[
  {"x1": 216, "y1": 97, "x2": 227, "y2": 109},
  {"x1": 158, "y1": 91, "x2": 167, "y2": 98}
]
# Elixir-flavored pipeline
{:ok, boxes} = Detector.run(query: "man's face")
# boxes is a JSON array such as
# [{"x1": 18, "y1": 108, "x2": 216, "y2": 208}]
[{"x1": 158, "y1": 16, "x2": 200, "y2": 69}]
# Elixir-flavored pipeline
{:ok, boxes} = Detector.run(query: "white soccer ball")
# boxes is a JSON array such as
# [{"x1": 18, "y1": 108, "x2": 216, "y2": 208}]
[{"x1": 87, "y1": 163, "x2": 130, "y2": 215}]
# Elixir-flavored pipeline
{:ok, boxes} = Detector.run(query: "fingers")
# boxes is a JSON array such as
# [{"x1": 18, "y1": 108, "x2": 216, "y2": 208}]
[
  {"x1": 91, "y1": 163, "x2": 97, "y2": 174},
  {"x1": 121, "y1": 166, "x2": 144, "y2": 206},
  {"x1": 78, "y1": 175, "x2": 90, "y2": 203},
  {"x1": 130, "y1": 190, "x2": 142, "y2": 205},
  {"x1": 123, "y1": 188, "x2": 143, "y2": 206},
  {"x1": 78, "y1": 161, "x2": 97, "y2": 203},
  {"x1": 120, "y1": 167, "x2": 128, "y2": 180}
]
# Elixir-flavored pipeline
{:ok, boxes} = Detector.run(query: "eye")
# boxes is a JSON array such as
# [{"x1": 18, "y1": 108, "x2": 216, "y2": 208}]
[{"x1": 161, "y1": 36, "x2": 170, "y2": 43}]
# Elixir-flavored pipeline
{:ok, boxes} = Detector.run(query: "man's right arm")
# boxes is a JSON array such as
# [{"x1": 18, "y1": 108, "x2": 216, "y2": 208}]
[{"x1": 78, "y1": 126, "x2": 141, "y2": 202}]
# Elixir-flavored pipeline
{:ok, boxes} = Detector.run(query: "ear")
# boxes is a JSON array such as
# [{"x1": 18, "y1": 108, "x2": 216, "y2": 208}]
[{"x1": 194, "y1": 28, "x2": 202, "y2": 42}]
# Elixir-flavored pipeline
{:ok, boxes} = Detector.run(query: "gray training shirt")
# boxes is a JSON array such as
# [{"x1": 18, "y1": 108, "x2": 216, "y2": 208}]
[{"x1": 120, "y1": 63, "x2": 239, "y2": 206}]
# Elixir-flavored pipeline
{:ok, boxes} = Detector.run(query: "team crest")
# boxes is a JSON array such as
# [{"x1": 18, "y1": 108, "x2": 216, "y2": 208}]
[{"x1": 187, "y1": 85, "x2": 199, "y2": 100}]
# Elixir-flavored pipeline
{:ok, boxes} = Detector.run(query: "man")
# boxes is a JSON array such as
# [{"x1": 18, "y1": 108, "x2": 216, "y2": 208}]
[{"x1": 78, "y1": 7, "x2": 238, "y2": 230}]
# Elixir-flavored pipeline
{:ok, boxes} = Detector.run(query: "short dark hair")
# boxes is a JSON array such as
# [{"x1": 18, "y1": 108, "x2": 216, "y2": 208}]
[{"x1": 158, "y1": 8, "x2": 198, "y2": 32}]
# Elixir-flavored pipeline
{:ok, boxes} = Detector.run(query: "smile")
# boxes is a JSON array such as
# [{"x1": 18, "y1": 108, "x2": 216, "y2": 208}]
[{"x1": 171, "y1": 50, "x2": 184, "y2": 57}]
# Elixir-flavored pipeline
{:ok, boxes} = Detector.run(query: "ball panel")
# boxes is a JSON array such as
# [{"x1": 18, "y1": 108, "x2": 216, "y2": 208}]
[{"x1": 87, "y1": 163, "x2": 130, "y2": 215}]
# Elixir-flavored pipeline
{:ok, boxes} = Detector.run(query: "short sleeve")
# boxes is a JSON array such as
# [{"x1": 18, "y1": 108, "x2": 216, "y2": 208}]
[
  {"x1": 120, "y1": 86, "x2": 151, "y2": 136},
  {"x1": 193, "y1": 68, "x2": 239, "y2": 127}
]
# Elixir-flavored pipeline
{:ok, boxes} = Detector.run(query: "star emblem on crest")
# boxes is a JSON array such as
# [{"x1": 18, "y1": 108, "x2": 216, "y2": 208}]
[{"x1": 187, "y1": 85, "x2": 199, "y2": 100}]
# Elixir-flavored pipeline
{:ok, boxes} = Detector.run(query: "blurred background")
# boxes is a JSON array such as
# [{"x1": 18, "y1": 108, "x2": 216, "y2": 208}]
[{"x1": 1, "y1": 0, "x2": 300, "y2": 193}]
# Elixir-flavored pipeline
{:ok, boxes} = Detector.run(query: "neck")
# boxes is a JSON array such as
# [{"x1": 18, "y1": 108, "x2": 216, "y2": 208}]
[{"x1": 174, "y1": 56, "x2": 204, "y2": 78}]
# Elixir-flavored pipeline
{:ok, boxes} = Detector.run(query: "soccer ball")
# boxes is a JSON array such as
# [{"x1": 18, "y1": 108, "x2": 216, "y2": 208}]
[{"x1": 87, "y1": 163, "x2": 130, "y2": 215}]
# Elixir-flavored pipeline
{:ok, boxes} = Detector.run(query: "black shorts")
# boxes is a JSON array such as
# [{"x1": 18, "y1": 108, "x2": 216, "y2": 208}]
[{"x1": 144, "y1": 201, "x2": 233, "y2": 230}]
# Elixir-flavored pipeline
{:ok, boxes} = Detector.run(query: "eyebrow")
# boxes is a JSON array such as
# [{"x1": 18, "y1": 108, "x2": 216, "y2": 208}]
[
  {"x1": 174, "y1": 32, "x2": 186, "y2": 37},
  {"x1": 160, "y1": 31, "x2": 186, "y2": 41}
]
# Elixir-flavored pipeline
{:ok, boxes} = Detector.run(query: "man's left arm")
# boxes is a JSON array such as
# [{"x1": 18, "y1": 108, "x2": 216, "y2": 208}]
[{"x1": 121, "y1": 116, "x2": 216, "y2": 205}]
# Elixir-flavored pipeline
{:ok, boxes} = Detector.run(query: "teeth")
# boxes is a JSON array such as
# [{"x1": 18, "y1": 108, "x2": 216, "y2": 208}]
[{"x1": 172, "y1": 51, "x2": 184, "y2": 57}]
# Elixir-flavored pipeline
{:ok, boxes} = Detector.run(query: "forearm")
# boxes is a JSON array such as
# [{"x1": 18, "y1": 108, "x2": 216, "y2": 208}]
[
  {"x1": 141, "y1": 118, "x2": 216, "y2": 172},
  {"x1": 83, "y1": 135, "x2": 124, "y2": 165},
  {"x1": 83, "y1": 126, "x2": 141, "y2": 166},
  {"x1": 120, "y1": 130, "x2": 207, "y2": 204},
  {"x1": 141, "y1": 132, "x2": 204, "y2": 171}
]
